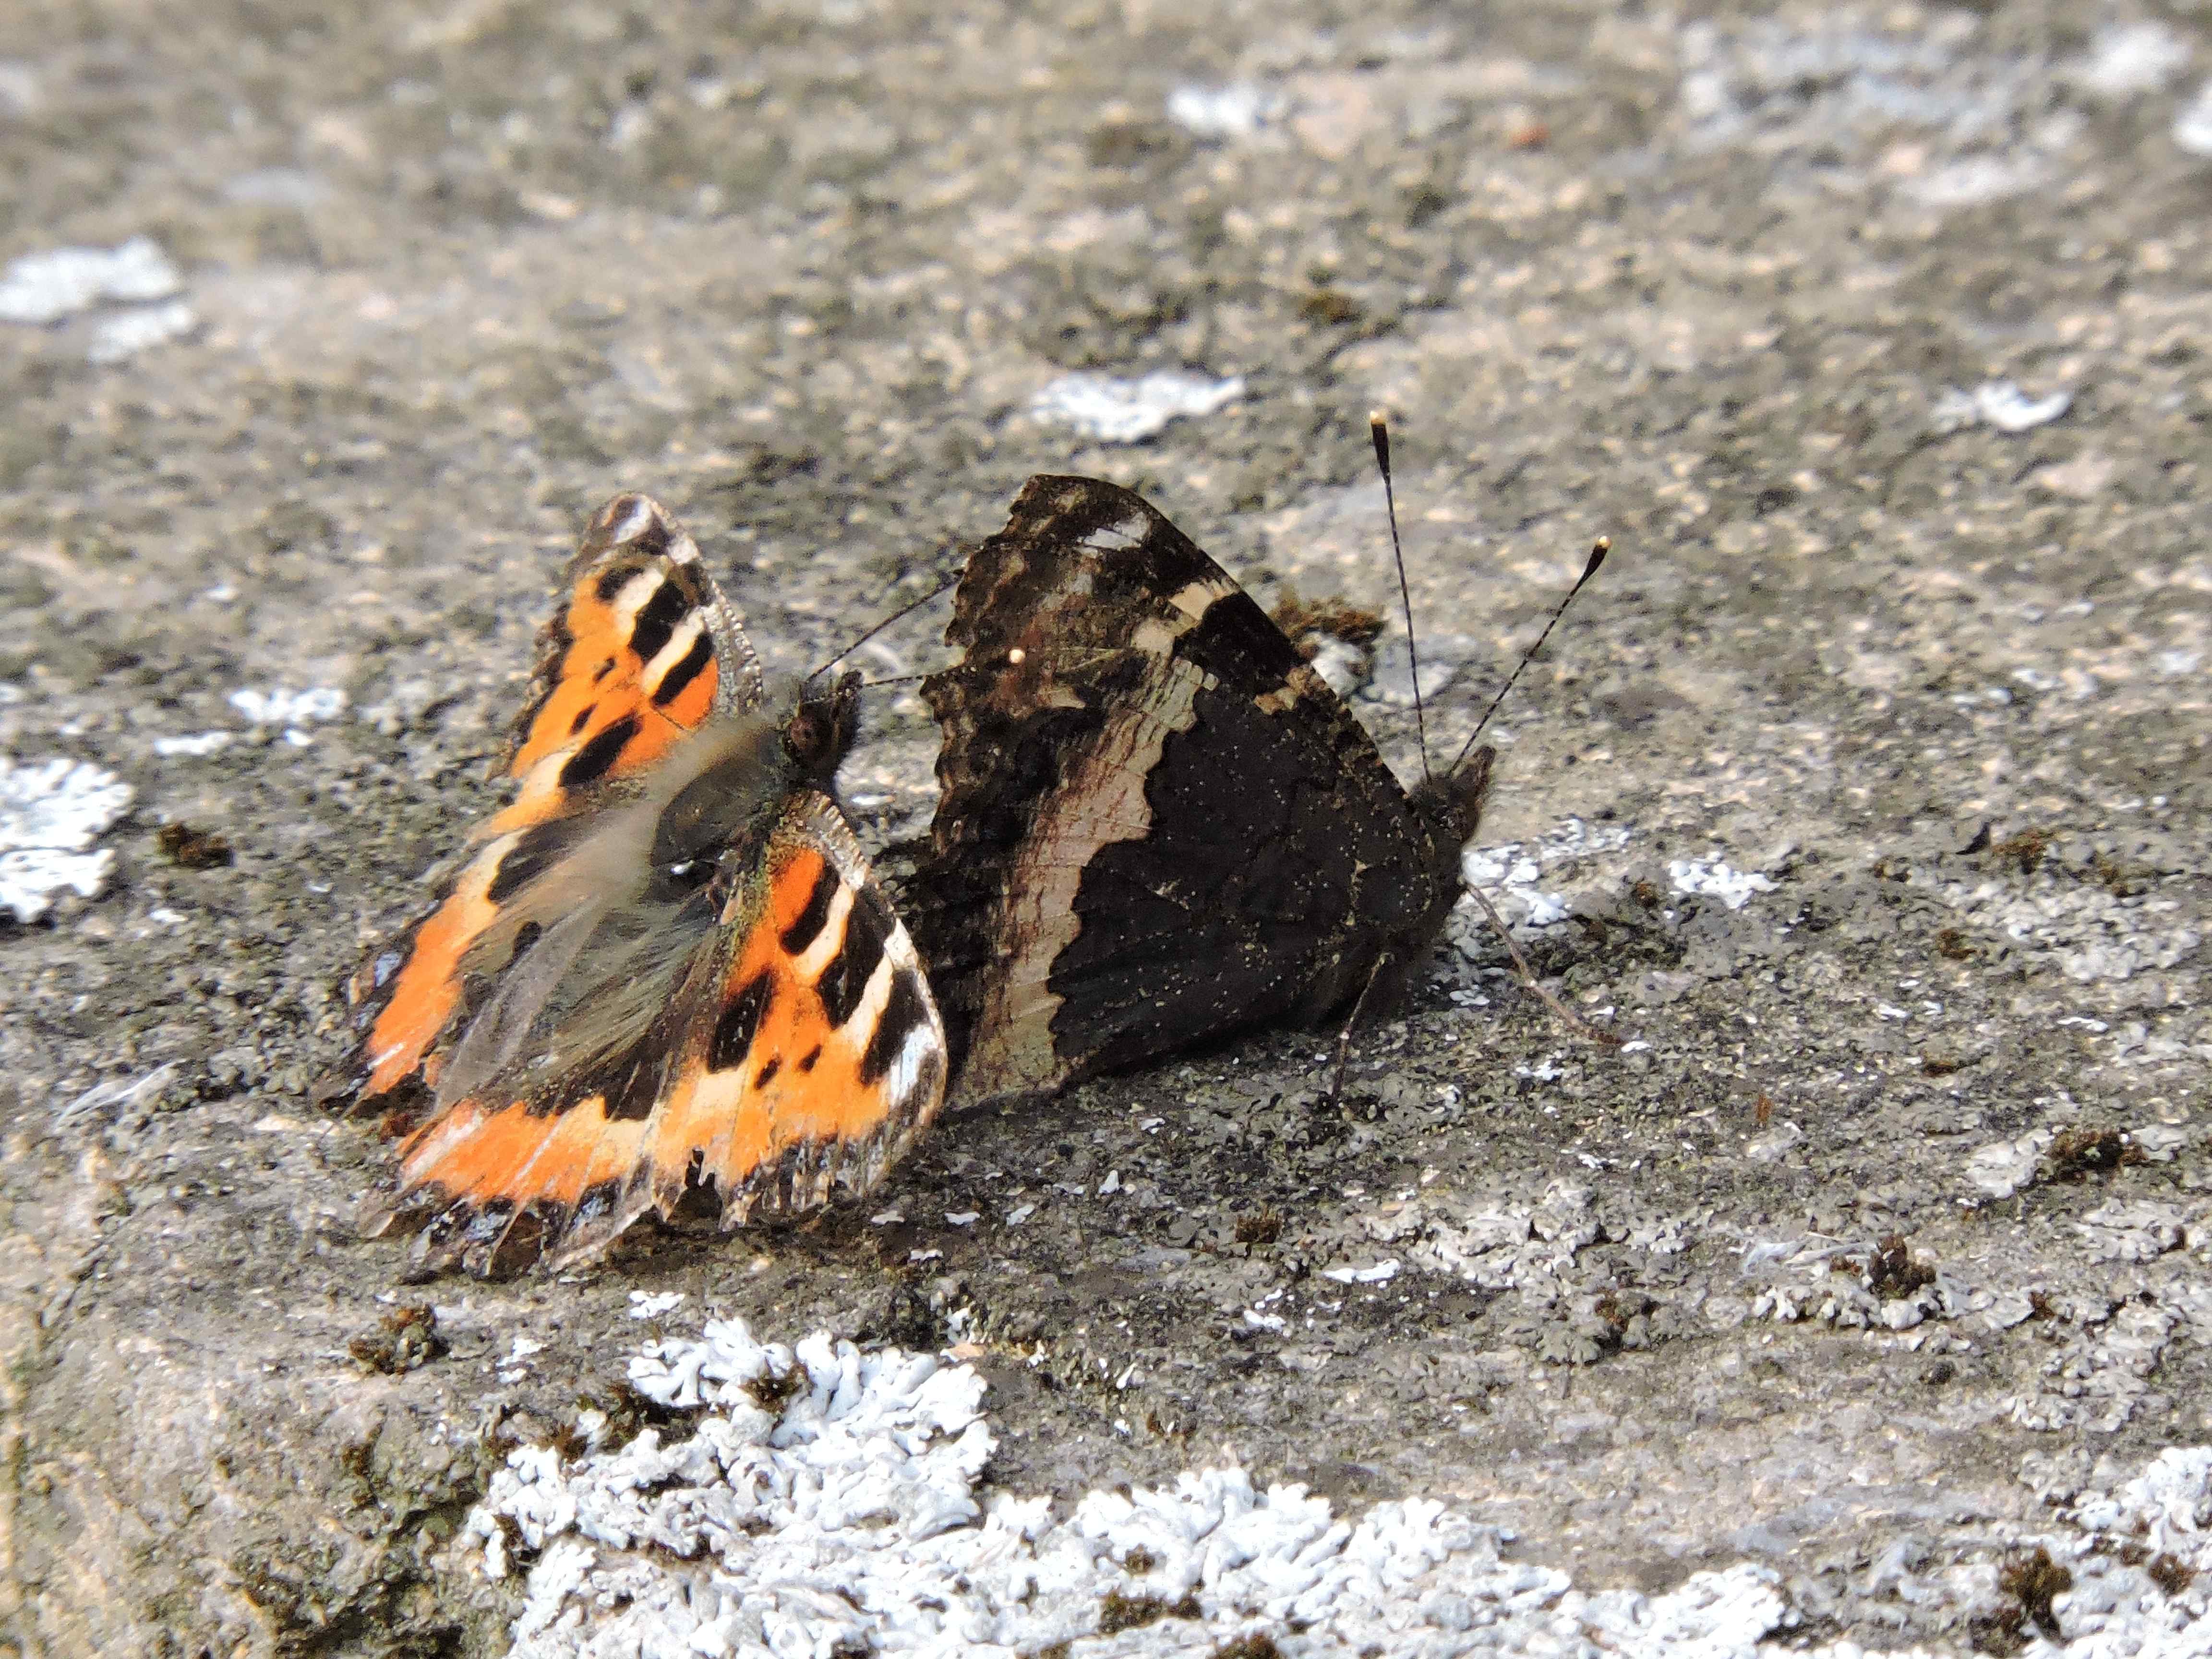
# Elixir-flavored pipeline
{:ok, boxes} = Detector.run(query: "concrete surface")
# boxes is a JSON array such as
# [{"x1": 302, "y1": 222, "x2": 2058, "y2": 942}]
[{"x1": 3, "y1": 0, "x2": 2210, "y2": 1653}]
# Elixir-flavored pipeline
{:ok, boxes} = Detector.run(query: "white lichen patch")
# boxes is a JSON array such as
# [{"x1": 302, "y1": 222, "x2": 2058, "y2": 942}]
[
  {"x1": 0, "y1": 235, "x2": 197, "y2": 363},
  {"x1": 0, "y1": 756, "x2": 132, "y2": 922},
  {"x1": 1967, "y1": 1130, "x2": 2054, "y2": 1201},
  {"x1": 2007, "y1": 1297, "x2": 2181, "y2": 1435},
  {"x1": 0, "y1": 236, "x2": 181, "y2": 325},
  {"x1": 1368, "y1": 1181, "x2": 1616, "y2": 1312},
  {"x1": 461, "y1": 1317, "x2": 1793, "y2": 1656},
  {"x1": 1667, "y1": 854, "x2": 1778, "y2": 910},
  {"x1": 1459, "y1": 817, "x2": 1634, "y2": 930},
  {"x1": 1739, "y1": 1234, "x2": 1966, "y2": 1334},
  {"x1": 2068, "y1": 21, "x2": 2192, "y2": 99},
  {"x1": 1931, "y1": 381, "x2": 2073, "y2": 435},
  {"x1": 151, "y1": 731, "x2": 237, "y2": 758},
  {"x1": 2177, "y1": 80, "x2": 2212, "y2": 157},
  {"x1": 1786, "y1": 1445, "x2": 2212, "y2": 1651},
  {"x1": 86, "y1": 297, "x2": 197, "y2": 363},
  {"x1": 228, "y1": 685, "x2": 348, "y2": 726},
  {"x1": 1166, "y1": 82, "x2": 1283, "y2": 139},
  {"x1": 1028, "y1": 370, "x2": 1246, "y2": 444}
]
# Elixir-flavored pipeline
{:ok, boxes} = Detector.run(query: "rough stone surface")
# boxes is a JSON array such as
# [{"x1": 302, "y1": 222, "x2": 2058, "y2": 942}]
[{"x1": 3, "y1": 2, "x2": 2210, "y2": 1655}]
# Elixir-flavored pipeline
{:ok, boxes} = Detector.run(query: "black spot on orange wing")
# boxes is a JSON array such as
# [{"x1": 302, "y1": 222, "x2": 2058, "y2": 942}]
[
  {"x1": 754, "y1": 1056, "x2": 782, "y2": 1089},
  {"x1": 709, "y1": 971, "x2": 775, "y2": 1073},
  {"x1": 560, "y1": 712, "x2": 642, "y2": 789},
  {"x1": 778, "y1": 862, "x2": 840, "y2": 956},
  {"x1": 817, "y1": 889, "x2": 890, "y2": 1027},
  {"x1": 653, "y1": 630, "x2": 712, "y2": 707},
  {"x1": 487, "y1": 818, "x2": 578, "y2": 905},
  {"x1": 626, "y1": 578, "x2": 689, "y2": 667},
  {"x1": 597, "y1": 1040, "x2": 670, "y2": 1122},
  {"x1": 861, "y1": 972, "x2": 930, "y2": 1085}
]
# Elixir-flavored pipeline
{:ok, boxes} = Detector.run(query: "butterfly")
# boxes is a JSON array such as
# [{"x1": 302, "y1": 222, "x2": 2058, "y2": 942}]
[
  {"x1": 330, "y1": 493, "x2": 949, "y2": 1278},
  {"x1": 909, "y1": 469, "x2": 1518, "y2": 1106}
]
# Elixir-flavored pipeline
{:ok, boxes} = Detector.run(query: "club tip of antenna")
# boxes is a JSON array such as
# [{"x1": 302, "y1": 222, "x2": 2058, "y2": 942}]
[
  {"x1": 1369, "y1": 412, "x2": 1391, "y2": 471},
  {"x1": 1581, "y1": 535, "x2": 1611, "y2": 581}
]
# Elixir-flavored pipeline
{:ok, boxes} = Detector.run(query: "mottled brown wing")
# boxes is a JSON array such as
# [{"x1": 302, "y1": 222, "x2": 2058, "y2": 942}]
[{"x1": 910, "y1": 475, "x2": 1472, "y2": 1107}]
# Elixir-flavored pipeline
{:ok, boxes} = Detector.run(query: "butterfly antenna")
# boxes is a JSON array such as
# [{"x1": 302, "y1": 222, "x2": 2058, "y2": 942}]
[
  {"x1": 811, "y1": 566, "x2": 962, "y2": 680},
  {"x1": 1370, "y1": 413, "x2": 1430, "y2": 785},
  {"x1": 1445, "y1": 535, "x2": 1610, "y2": 776}
]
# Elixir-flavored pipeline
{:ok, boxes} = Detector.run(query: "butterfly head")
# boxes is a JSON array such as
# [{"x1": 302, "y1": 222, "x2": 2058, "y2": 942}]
[
  {"x1": 1414, "y1": 743, "x2": 1496, "y2": 853},
  {"x1": 783, "y1": 669, "x2": 862, "y2": 788}
]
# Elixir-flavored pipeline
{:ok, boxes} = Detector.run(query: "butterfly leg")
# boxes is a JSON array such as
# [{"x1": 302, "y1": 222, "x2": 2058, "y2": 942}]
[
  {"x1": 1323, "y1": 956, "x2": 1395, "y2": 1107},
  {"x1": 1457, "y1": 880, "x2": 1623, "y2": 1048}
]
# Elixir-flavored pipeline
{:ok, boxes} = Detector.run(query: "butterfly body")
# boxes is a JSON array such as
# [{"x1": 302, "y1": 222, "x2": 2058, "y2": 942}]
[
  {"x1": 333, "y1": 494, "x2": 946, "y2": 1277},
  {"x1": 914, "y1": 475, "x2": 1493, "y2": 1106}
]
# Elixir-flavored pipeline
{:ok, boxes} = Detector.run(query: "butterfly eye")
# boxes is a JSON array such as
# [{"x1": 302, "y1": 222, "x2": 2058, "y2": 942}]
[{"x1": 653, "y1": 855, "x2": 720, "y2": 902}]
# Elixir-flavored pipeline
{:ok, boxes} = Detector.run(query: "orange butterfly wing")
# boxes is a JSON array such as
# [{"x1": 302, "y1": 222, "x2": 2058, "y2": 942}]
[
  {"x1": 337, "y1": 493, "x2": 762, "y2": 1108},
  {"x1": 358, "y1": 795, "x2": 949, "y2": 1277}
]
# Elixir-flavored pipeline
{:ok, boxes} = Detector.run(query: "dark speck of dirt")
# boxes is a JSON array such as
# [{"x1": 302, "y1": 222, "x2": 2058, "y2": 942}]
[
  {"x1": 347, "y1": 1303, "x2": 446, "y2": 1375},
  {"x1": 744, "y1": 1362, "x2": 805, "y2": 1413},
  {"x1": 2148, "y1": 1554, "x2": 2197, "y2": 1597},
  {"x1": 1234, "y1": 1205, "x2": 1284, "y2": 1246},
  {"x1": 1975, "y1": 1546, "x2": 2072, "y2": 1647},
  {"x1": 1270, "y1": 589, "x2": 1383, "y2": 651},
  {"x1": 156, "y1": 822, "x2": 235, "y2": 869},
  {"x1": 2044, "y1": 1126, "x2": 2146, "y2": 1182},
  {"x1": 1098, "y1": 1588, "x2": 1203, "y2": 1634},
  {"x1": 1297, "y1": 288, "x2": 1364, "y2": 326},
  {"x1": 1849, "y1": 1234, "x2": 1935, "y2": 1301},
  {"x1": 1988, "y1": 828, "x2": 2053, "y2": 877}
]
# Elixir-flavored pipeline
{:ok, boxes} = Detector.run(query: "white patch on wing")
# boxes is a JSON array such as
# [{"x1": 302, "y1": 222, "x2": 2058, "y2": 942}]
[
  {"x1": 885, "y1": 1010, "x2": 941, "y2": 1107},
  {"x1": 793, "y1": 884, "x2": 856, "y2": 983},
  {"x1": 1165, "y1": 577, "x2": 1228, "y2": 620},
  {"x1": 641, "y1": 613, "x2": 704, "y2": 693},
  {"x1": 1081, "y1": 513, "x2": 1154, "y2": 552},
  {"x1": 1130, "y1": 617, "x2": 1180, "y2": 655},
  {"x1": 610, "y1": 570, "x2": 666, "y2": 625},
  {"x1": 610, "y1": 496, "x2": 659, "y2": 544}
]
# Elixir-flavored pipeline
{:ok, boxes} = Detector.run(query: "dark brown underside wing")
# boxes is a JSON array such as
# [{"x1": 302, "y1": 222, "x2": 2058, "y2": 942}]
[{"x1": 913, "y1": 474, "x2": 1473, "y2": 1105}]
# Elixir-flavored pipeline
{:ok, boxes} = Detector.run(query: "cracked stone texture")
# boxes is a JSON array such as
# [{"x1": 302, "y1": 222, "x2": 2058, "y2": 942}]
[{"x1": 4, "y1": 0, "x2": 2210, "y2": 1654}]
